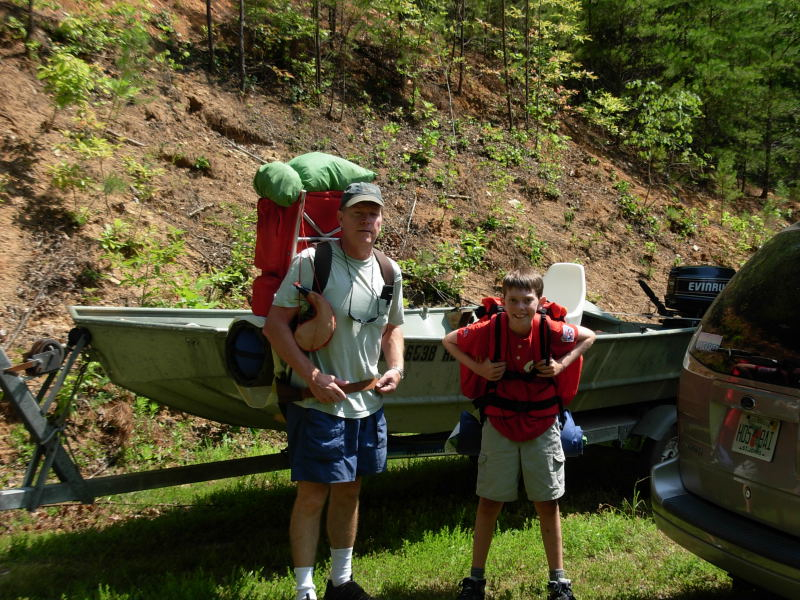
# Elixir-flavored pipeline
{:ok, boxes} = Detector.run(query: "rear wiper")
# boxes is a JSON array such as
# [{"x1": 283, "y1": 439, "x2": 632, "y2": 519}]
[{"x1": 717, "y1": 347, "x2": 781, "y2": 368}]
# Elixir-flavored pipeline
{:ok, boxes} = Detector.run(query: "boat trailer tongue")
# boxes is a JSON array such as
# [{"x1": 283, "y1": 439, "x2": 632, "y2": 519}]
[{"x1": 0, "y1": 330, "x2": 290, "y2": 512}]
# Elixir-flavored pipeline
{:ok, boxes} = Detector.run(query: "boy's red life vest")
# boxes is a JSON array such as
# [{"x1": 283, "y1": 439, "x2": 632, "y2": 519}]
[{"x1": 457, "y1": 297, "x2": 582, "y2": 412}]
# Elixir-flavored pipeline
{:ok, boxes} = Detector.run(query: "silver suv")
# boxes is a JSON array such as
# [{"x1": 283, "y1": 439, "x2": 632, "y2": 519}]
[{"x1": 651, "y1": 222, "x2": 800, "y2": 598}]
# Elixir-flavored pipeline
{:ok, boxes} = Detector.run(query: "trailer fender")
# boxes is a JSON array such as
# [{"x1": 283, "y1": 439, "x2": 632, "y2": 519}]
[{"x1": 631, "y1": 404, "x2": 676, "y2": 442}]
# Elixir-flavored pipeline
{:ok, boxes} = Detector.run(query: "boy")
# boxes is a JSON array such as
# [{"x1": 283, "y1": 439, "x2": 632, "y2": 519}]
[{"x1": 442, "y1": 268, "x2": 595, "y2": 600}]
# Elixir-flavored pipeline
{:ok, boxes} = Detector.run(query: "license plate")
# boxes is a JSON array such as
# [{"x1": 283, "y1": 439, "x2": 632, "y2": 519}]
[{"x1": 732, "y1": 413, "x2": 781, "y2": 462}]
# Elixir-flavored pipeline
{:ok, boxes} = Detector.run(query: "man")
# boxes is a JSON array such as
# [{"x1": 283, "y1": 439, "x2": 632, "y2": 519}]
[{"x1": 265, "y1": 181, "x2": 404, "y2": 600}]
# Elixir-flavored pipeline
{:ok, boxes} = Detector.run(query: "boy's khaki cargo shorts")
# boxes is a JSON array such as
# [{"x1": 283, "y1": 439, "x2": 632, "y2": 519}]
[{"x1": 476, "y1": 419, "x2": 565, "y2": 502}]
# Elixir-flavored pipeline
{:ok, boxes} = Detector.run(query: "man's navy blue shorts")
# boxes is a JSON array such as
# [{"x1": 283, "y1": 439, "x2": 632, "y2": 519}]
[{"x1": 286, "y1": 403, "x2": 388, "y2": 483}]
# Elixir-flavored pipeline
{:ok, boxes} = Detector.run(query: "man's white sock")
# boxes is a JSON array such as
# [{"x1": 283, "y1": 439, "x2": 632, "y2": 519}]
[
  {"x1": 330, "y1": 547, "x2": 353, "y2": 586},
  {"x1": 294, "y1": 566, "x2": 316, "y2": 600}
]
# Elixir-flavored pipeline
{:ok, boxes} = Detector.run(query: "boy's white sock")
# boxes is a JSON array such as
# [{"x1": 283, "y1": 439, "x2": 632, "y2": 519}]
[
  {"x1": 330, "y1": 547, "x2": 353, "y2": 586},
  {"x1": 294, "y1": 566, "x2": 316, "y2": 600}
]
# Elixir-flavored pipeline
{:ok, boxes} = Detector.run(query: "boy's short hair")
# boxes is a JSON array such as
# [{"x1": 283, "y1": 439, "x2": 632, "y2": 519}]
[{"x1": 502, "y1": 268, "x2": 543, "y2": 298}]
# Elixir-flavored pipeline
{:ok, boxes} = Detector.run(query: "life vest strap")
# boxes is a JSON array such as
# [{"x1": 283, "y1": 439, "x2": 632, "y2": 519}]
[{"x1": 473, "y1": 393, "x2": 560, "y2": 413}]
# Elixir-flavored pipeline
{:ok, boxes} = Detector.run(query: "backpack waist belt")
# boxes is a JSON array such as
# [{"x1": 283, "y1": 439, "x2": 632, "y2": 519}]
[
  {"x1": 474, "y1": 394, "x2": 560, "y2": 413},
  {"x1": 501, "y1": 370, "x2": 543, "y2": 381},
  {"x1": 275, "y1": 378, "x2": 379, "y2": 403}
]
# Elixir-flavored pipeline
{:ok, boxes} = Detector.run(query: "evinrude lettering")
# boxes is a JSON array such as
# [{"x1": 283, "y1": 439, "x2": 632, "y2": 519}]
[{"x1": 687, "y1": 281, "x2": 726, "y2": 293}]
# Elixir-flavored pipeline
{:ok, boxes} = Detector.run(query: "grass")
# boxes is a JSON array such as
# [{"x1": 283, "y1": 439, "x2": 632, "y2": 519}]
[{"x1": 0, "y1": 443, "x2": 755, "y2": 600}]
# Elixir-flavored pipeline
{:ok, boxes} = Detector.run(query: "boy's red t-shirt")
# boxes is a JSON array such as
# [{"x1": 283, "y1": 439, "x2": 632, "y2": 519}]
[{"x1": 456, "y1": 315, "x2": 579, "y2": 442}]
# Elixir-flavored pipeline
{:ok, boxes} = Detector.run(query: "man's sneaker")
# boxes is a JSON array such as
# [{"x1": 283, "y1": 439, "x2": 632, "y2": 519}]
[
  {"x1": 456, "y1": 577, "x2": 486, "y2": 600},
  {"x1": 547, "y1": 579, "x2": 576, "y2": 600},
  {"x1": 323, "y1": 578, "x2": 374, "y2": 600}
]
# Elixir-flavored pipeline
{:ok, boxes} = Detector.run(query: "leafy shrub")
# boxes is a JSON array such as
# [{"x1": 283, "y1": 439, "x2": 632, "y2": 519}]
[
  {"x1": 400, "y1": 229, "x2": 490, "y2": 304},
  {"x1": 37, "y1": 49, "x2": 106, "y2": 110}
]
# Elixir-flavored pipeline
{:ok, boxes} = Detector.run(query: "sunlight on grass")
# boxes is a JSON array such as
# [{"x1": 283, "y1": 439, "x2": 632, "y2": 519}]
[{"x1": 0, "y1": 455, "x2": 739, "y2": 600}]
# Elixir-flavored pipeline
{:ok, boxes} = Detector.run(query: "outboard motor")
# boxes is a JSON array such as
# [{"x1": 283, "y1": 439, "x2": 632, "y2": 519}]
[
  {"x1": 664, "y1": 266, "x2": 736, "y2": 318},
  {"x1": 638, "y1": 265, "x2": 735, "y2": 327}
]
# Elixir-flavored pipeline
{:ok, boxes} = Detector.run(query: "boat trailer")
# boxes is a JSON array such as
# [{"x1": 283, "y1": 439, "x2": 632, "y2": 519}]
[
  {"x1": 0, "y1": 329, "x2": 290, "y2": 511},
  {"x1": 0, "y1": 330, "x2": 451, "y2": 512}
]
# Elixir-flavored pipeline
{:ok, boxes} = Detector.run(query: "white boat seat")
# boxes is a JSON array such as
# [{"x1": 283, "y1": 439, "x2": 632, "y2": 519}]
[{"x1": 542, "y1": 262, "x2": 586, "y2": 326}]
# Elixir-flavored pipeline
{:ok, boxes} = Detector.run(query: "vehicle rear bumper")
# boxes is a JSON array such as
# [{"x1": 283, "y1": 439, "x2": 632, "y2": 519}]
[{"x1": 651, "y1": 458, "x2": 800, "y2": 599}]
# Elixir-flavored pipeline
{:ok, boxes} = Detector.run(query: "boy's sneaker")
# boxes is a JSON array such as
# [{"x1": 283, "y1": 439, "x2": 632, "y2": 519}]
[
  {"x1": 456, "y1": 577, "x2": 486, "y2": 600},
  {"x1": 324, "y1": 578, "x2": 374, "y2": 600},
  {"x1": 547, "y1": 579, "x2": 576, "y2": 600}
]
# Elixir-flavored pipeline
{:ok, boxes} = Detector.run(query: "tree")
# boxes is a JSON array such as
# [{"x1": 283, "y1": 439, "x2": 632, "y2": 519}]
[
  {"x1": 206, "y1": 0, "x2": 214, "y2": 74},
  {"x1": 238, "y1": 0, "x2": 245, "y2": 90}
]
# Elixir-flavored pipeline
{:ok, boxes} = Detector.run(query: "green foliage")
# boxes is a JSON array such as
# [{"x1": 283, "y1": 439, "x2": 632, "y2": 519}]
[
  {"x1": 2, "y1": 15, "x2": 28, "y2": 40},
  {"x1": 99, "y1": 219, "x2": 142, "y2": 257},
  {"x1": 200, "y1": 205, "x2": 257, "y2": 308},
  {"x1": 102, "y1": 174, "x2": 127, "y2": 197},
  {"x1": 580, "y1": 0, "x2": 799, "y2": 194},
  {"x1": 514, "y1": 226, "x2": 548, "y2": 267},
  {"x1": 664, "y1": 204, "x2": 698, "y2": 239},
  {"x1": 584, "y1": 90, "x2": 629, "y2": 137},
  {"x1": 6, "y1": 423, "x2": 34, "y2": 467},
  {"x1": 193, "y1": 156, "x2": 211, "y2": 172},
  {"x1": 239, "y1": 0, "x2": 316, "y2": 87},
  {"x1": 400, "y1": 228, "x2": 490, "y2": 304},
  {"x1": 613, "y1": 179, "x2": 657, "y2": 237},
  {"x1": 0, "y1": 173, "x2": 10, "y2": 201},
  {"x1": 123, "y1": 157, "x2": 164, "y2": 201},
  {"x1": 563, "y1": 208, "x2": 575, "y2": 229},
  {"x1": 67, "y1": 206, "x2": 92, "y2": 228},
  {"x1": 37, "y1": 49, "x2": 105, "y2": 110},
  {"x1": 62, "y1": 130, "x2": 117, "y2": 162},
  {"x1": 480, "y1": 124, "x2": 528, "y2": 166},
  {"x1": 54, "y1": 13, "x2": 116, "y2": 56},
  {"x1": 721, "y1": 211, "x2": 773, "y2": 254},
  {"x1": 49, "y1": 161, "x2": 95, "y2": 199},
  {"x1": 404, "y1": 127, "x2": 441, "y2": 169},
  {"x1": 102, "y1": 224, "x2": 185, "y2": 306},
  {"x1": 623, "y1": 80, "x2": 705, "y2": 177}
]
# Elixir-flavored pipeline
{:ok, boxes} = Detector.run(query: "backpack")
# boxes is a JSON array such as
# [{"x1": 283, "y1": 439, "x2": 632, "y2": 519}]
[{"x1": 458, "y1": 296, "x2": 582, "y2": 407}]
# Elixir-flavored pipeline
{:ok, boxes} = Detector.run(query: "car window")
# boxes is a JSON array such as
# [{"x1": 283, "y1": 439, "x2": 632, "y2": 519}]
[{"x1": 690, "y1": 224, "x2": 800, "y2": 389}]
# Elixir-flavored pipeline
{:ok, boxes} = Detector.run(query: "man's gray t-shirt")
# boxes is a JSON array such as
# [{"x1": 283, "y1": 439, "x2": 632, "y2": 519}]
[{"x1": 272, "y1": 242, "x2": 404, "y2": 418}]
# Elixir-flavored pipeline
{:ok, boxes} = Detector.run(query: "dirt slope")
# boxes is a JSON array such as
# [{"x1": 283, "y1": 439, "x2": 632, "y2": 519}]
[{"x1": 0, "y1": 6, "x2": 795, "y2": 379}]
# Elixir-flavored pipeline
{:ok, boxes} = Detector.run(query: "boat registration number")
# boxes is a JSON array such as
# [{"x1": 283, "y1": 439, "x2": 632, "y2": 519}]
[{"x1": 731, "y1": 413, "x2": 781, "y2": 462}]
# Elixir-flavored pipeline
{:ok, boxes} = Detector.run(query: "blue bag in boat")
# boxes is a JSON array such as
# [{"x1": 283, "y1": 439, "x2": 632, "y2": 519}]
[{"x1": 558, "y1": 409, "x2": 585, "y2": 457}]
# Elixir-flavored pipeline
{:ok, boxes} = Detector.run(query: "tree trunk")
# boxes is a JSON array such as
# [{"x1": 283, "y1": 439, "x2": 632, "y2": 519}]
[
  {"x1": 761, "y1": 93, "x2": 773, "y2": 199},
  {"x1": 524, "y1": 0, "x2": 530, "y2": 129},
  {"x1": 206, "y1": 0, "x2": 214, "y2": 74},
  {"x1": 238, "y1": 0, "x2": 246, "y2": 91},
  {"x1": 313, "y1": 0, "x2": 321, "y2": 92},
  {"x1": 457, "y1": 0, "x2": 465, "y2": 95},
  {"x1": 501, "y1": 0, "x2": 513, "y2": 129},
  {"x1": 328, "y1": 0, "x2": 336, "y2": 38}
]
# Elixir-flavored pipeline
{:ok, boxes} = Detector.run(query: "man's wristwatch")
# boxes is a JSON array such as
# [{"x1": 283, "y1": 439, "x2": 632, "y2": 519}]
[{"x1": 386, "y1": 366, "x2": 405, "y2": 380}]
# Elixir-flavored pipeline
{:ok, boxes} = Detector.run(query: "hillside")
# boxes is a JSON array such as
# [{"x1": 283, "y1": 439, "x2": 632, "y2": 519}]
[
  {"x1": 2, "y1": 3, "x2": 792, "y2": 352},
  {"x1": 0, "y1": 0, "x2": 796, "y2": 483}
]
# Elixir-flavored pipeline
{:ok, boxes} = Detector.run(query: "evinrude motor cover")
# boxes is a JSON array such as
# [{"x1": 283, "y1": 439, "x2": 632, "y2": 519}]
[{"x1": 665, "y1": 266, "x2": 735, "y2": 318}]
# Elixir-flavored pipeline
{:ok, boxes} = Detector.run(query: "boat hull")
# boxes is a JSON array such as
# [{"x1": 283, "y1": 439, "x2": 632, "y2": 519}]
[{"x1": 69, "y1": 306, "x2": 694, "y2": 434}]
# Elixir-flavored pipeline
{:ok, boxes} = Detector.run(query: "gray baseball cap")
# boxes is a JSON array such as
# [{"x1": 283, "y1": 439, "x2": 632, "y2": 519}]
[{"x1": 340, "y1": 182, "x2": 384, "y2": 209}]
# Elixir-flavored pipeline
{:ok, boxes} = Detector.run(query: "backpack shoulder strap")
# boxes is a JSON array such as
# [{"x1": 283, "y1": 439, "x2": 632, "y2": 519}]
[
  {"x1": 373, "y1": 248, "x2": 393, "y2": 285},
  {"x1": 311, "y1": 241, "x2": 333, "y2": 294},
  {"x1": 373, "y1": 247, "x2": 396, "y2": 304},
  {"x1": 312, "y1": 243, "x2": 396, "y2": 301},
  {"x1": 493, "y1": 311, "x2": 504, "y2": 362}
]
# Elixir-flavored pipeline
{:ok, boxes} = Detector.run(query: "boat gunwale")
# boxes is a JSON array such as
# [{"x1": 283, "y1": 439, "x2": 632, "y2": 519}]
[{"x1": 68, "y1": 306, "x2": 695, "y2": 339}]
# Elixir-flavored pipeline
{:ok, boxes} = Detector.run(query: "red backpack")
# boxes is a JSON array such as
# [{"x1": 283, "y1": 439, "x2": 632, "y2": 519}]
[{"x1": 458, "y1": 297, "x2": 582, "y2": 406}]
